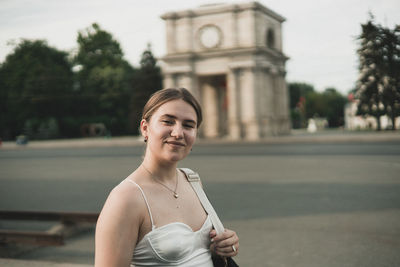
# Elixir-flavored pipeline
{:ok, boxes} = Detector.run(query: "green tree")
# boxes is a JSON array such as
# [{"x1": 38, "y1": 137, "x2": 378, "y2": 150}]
[
  {"x1": 129, "y1": 44, "x2": 162, "y2": 134},
  {"x1": 288, "y1": 82, "x2": 314, "y2": 109},
  {"x1": 356, "y1": 17, "x2": 385, "y2": 130},
  {"x1": 0, "y1": 40, "x2": 73, "y2": 140},
  {"x1": 356, "y1": 14, "x2": 400, "y2": 130},
  {"x1": 74, "y1": 23, "x2": 136, "y2": 135},
  {"x1": 305, "y1": 88, "x2": 346, "y2": 128},
  {"x1": 288, "y1": 82, "x2": 315, "y2": 128},
  {"x1": 321, "y1": 88, "x2": 347, "y2": 127},
  {"x1": 288, "y1": 83, "x2": 346, "y2": 128},
  {"x1": 380, "y1": 26, "x2": 400, "y2": 129}
]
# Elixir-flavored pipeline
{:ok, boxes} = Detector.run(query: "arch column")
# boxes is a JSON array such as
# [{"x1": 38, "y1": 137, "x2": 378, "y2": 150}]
[
  {"x1": 227, "y1": 68, "x2": 242, "y2": 139},
  {"x1": 201, "y1": 81, "x2": 219, "y2": 138},
  {"x1": 163, "y1": 73, "x2": 175, "y2": 88},
  {"x1": 269, "y1": 66, "x2": 290, "y2": 135},
  {"x1": 162, "y1": 63, "x2": 200, "y2": 100},
  {"x1": 239, "y1": 66, "x2": 260, "y2": 140}
]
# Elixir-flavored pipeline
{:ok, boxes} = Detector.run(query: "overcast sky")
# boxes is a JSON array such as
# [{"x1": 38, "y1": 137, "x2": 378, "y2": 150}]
[{"x1": 0, "y1": 0, "x2": 399, "y2": 94}]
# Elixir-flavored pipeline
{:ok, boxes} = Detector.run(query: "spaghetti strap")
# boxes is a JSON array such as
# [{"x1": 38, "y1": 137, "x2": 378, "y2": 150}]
[{"x1": 126, "y1": 179, "x2": 156, "y2": 230}]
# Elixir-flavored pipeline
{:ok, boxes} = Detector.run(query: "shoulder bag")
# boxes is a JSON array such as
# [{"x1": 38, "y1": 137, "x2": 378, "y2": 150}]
[{"x1": 180, "y1": 168, "x2": 239, "y2": 267}]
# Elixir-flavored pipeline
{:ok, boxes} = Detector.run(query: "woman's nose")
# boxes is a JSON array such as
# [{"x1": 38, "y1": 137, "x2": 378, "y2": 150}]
[{"x1": 171, "y1": 124, "x2": 184, "y2": 138}]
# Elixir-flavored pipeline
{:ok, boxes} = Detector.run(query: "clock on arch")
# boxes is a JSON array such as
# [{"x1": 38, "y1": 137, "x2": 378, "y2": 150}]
[{"x1": 198, "y1": 25, "x2": 222, "y2": 49}]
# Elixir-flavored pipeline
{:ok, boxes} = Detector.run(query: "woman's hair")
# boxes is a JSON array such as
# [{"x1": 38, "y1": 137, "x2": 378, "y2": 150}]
[{"x1": 142, "y1": 88, "x2": 203, "y2": 127}]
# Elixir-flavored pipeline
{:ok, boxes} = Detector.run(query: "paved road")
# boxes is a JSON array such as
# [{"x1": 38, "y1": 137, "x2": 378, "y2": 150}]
[{"x1": 1, "y1": 141, "x2": 400, "y2": 266}]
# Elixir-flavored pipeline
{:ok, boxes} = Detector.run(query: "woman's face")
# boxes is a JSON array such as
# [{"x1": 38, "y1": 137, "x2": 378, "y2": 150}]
[{"x1": 141, "y1": 99, "x2": 198, "y2": 163}]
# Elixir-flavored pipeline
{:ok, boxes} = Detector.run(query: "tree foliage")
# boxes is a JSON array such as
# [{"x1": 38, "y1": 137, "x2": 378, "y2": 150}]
[
  {"x1": 288, "y1": 82, "x2": 346, "y2": 128},
  {"x1": 288, "y1": 82, "x2": 314, "y2": 109},
  {"x1": 288, "y1": 82, "x2": 314, "y2": 128},
  {"x1": 129, "y1": 44, "x2": 162, "y2": 133},
  {"x1": 308, "y1": 88, "x2": 346, "y2": 127},
  {"x1": 356, "y1": 14, "x2": 400, "y2": 130},
  {"x1": 73, "y1": 23, "x2": 136, "y2": 135},
  {"x1": 381, "y1": 26, "x2": 400, "y2": 129},
  {"x1": 0, "y1": 23, "x2": 163, "y2": 141},
  {"x1": 0, "y1": 40, "x2": 73, "y2": 139}
]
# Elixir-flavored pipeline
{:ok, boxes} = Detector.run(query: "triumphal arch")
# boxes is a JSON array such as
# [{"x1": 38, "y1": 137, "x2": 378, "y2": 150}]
[{"x1": 161, "y1": 2, "x2": 290, "y2": 140}]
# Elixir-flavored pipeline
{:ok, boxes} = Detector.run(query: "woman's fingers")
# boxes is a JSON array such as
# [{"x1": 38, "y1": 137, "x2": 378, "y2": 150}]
[
  {"x1": 215, "y1": 243, "x2": 239, "y2": 257},
  {"x1": 211, "y1": 229, "x2": 235, "y2": 242},
  {"x1": 216, "y1": 240, "x2": 239, "y2": 251},
  {"x1": 209, "y1": 229, "x2": 217, "y2": 239},
  {"x1": 211, "y1": 228, "x2": 239, "y2": 257},
  {"x1": 215, "y1": 234, "x2": 238, "y2": 248}
]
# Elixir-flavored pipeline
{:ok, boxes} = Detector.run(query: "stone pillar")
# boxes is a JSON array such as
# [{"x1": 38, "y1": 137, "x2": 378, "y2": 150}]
[
  {"x1": 176, "y1": 73, "x2": 191, "y2": 89},
  {"x1": 278, "y1": 70, "x2": 290, "y2": 134},
  {"x1": 269, "y1": 67, "x2": 279, "y2": 135},
  {"x1": 163, "y1": 73, "x2": 176, "y2": 88},
  {"x1": 202, "y1": 82, "x2": 219, "y2": 138},
  {"x1": 173, "y1": 71, "x2": 199, "y2": 100},
  {"x1": 256, "y1": 67, "x2": 271, "y2": 137},
  {"x1": 268, "y1": 67, "x2": 290, "y2": 135},
  {"x1": 190, "y1": 75, "x2": 200, "y2": 101},
  {"x1": 240, "y1": 67, "x2": 260, "y2": 140},
  {"x1": 227, "y1": 69, "x2": 241, "y2": 139},
  {"x1": 276, "y1": 74, "x2": 284, "y2": 134},
  {"x1": 257, "y1": 71, "x2": 266, "y2": 137},
  {"x1": 262, "y1": 68, "x2": 274, "y2": 136}
]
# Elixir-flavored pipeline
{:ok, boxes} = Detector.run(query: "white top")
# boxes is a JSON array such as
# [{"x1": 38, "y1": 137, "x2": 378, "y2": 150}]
[{"x1": 127, "y1": 179, "x2": 214, "y2": 267}]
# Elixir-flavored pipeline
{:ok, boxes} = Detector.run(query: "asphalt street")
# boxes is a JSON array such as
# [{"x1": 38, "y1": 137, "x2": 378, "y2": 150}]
[{"x1": 1, "y1": 140, "x2": 400, "y2": 266}]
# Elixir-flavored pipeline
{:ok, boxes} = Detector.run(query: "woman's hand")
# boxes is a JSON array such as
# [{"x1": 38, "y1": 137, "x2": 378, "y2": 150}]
[{"x1": 209, "y1": 228, "x2": 239, "y2": 257}]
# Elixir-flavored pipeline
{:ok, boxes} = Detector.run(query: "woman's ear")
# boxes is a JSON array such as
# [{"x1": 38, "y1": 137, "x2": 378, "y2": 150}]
[{"x1": 140, "y1": 119, "x2": 148, "y2": 138}]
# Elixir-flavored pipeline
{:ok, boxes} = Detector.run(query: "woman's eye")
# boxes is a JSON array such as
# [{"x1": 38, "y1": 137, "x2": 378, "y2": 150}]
[
  {"x1": 162, "y1": 120, "x2": 173, "y2": 124},
  {"x1": 184, "y1": 124, "x2": 195, "y2": 128}
]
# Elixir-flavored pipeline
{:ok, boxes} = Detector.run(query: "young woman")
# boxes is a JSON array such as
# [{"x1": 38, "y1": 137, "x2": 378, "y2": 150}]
[{"x1": 95, "y1": 88, "x2": 239, "y2": 267}]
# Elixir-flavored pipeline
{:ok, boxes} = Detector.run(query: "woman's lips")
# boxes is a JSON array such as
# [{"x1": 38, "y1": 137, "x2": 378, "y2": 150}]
[{"x1": 165, "y1": 141, "x2": 185, "y2": 146}]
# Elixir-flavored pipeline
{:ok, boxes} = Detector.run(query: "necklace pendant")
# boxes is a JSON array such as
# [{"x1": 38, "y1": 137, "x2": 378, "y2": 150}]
[{"x1": 174, "y1": 193, "x2": 179, "y2": 198}]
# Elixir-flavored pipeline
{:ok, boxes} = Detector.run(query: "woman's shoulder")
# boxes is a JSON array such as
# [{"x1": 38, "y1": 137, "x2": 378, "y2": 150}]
[
  {"x1": 98, "y1": 175, "x2": 147, "y2": 224},
  {"x1": 106, "y1": 177, "x2": 146, "y2": 212}
]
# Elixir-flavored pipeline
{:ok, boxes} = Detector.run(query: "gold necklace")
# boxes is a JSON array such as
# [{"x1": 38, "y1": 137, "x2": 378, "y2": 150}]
[{"x1": 142, "y1": 165, "x2": 179, "y2": 198}]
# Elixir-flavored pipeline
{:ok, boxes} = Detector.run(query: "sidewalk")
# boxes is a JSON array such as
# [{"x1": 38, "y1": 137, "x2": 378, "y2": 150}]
[
  {"x1": 1, "y1": 130, "x2": 399, "y2": 150},
  {"x1": 0, "y1": 258, "x2": 91, "y2": 267}
]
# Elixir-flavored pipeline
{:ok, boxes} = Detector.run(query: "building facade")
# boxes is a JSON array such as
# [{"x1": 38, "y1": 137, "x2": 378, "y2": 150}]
[{"x1": 160, "y1": 2, "x2": 290, "y2": 139}]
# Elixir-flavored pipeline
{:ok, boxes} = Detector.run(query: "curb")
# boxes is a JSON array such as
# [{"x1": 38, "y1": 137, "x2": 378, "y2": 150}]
[{"x1": 1, "y1": 131, "x2": 399, "y2": 150}]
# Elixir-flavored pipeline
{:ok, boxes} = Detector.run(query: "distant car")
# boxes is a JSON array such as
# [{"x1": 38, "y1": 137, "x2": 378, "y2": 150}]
[{"x1": 16, "y1": 135, "x2": 28, "y2": 145}]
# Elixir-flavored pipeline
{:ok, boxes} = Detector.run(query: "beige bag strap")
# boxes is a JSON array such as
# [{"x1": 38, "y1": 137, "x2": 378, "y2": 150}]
[{"x1": 180, "y1": 168, "x2": 225, "y2": 235}]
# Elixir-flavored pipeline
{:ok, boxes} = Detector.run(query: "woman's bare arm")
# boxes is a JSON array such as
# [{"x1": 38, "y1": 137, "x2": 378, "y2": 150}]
[{"x1": 95, "y1": 185, "x2": 142, "y2": 267}]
